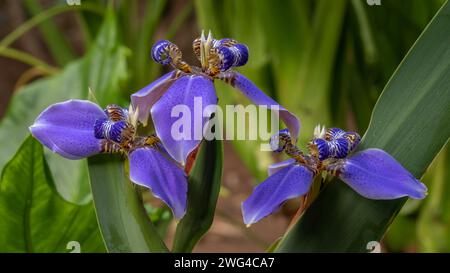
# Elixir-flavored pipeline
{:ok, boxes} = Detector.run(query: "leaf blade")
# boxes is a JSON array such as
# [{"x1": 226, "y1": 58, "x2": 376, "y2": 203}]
[
  {"x1": 87, "y1": 155, "x2": 168, "y2": 253},
  {"x1": 0, "y1": 136, "x2": 105, "y2": 253},
  {"x1": 172, "y1": 139, "x2": 223, "y2": 253}
]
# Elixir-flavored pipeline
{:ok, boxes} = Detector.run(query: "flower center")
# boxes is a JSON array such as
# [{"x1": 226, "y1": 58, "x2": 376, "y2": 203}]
[
  {"x1": 270, "y1": 127, "x2": 361, "y2": 173},
  {"x1": 151, "y1": 31, "x2": 249, "y2": 78},
  {"x1": 94, "y1": 104, "x2": 161, "y2": 154}
]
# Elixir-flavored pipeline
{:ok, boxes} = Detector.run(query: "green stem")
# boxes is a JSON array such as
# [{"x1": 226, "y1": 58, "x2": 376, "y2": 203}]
[
  {"x1": 0, "y1": 47, "x2": 59, "y2": 75},
  {"x1": 0, "y1": 3, "x2": 103, "y2": 49}
]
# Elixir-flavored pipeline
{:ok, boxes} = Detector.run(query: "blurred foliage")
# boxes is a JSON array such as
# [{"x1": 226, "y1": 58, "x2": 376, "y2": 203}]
[
  {"x1": 0, "y1": 0, "x2": 448, "y2": 252},
  {"x1": 386, "y1": 147, "x2": 450, "y2": 252}
]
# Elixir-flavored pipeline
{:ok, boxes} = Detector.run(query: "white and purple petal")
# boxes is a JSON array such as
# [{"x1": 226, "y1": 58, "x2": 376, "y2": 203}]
[
  {"x1": 230, "y1": 72, "x2": 300, "y2": 140},
  {"x1": 330, "y1": 148, "x2": 427, "y2": 200},
  {"x1": 29, "y1": 99, "x2": 106, "y2": 159},
  {"x1": 151, "y1": 75, "x2": 217, "y2": 165},
  {"x1": 131, "y1": 71, "x2": 178, "y2": 126},
  {"x1": 129, "y1": 147, "x2": 188, "y2": 219},
  {"x1": 267, "y1": 158, "x2": 296, "y2": 176},
  {"x1": 242, "y1": 164, "x2": 314, "y2": 226}
]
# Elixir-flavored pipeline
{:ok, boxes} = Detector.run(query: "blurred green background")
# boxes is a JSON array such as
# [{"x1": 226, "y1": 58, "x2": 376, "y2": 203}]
[{"x1": 0, "y1": 0, "x2": 448, "y2": 252}]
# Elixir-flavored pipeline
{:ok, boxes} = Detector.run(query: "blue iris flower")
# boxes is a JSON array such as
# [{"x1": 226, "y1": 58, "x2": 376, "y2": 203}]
[
  {"x1": 29, "y1": 99, "x2": 188, "y2": 219},
  {"x1": 130, "y1": 31, "x2": 300, "y2": 166},
  {"x1": 242, "y1": 126, "x2": 428, "y2": 226}
]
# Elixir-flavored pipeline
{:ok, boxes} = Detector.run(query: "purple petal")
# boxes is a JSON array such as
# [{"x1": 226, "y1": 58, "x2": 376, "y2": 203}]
[
  {"x1": 131, "y1": 71, "x2": 179, "y2": 126},
  {"x1": 242, "y1": 164, "x2": 313, "y2": 225},
  {"x1": 333, "y1": 148, "x2": 427, "y2": 199},
  {"x1": 267, "y1": 158, "x2": 296, "y2": 176},
  {"x1": 231, "y1": 72, "x2": 300, "y2": 140},
  {"x1": 29, "y1": 99, "x2": 106, "y2": 159},
  {"x1": 151, "y1": 75, "x2": 217, "y2": 165},
  {"x1": 129, "y1": 147, "x2": 188, "y2": 219}
]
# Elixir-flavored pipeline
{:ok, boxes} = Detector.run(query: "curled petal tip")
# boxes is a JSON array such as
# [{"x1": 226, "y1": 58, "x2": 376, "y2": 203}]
[
  {"x1": 269, "y1": 129, "x2": 291, "y2": 153},
  {"x1": 309, "y1": 138, "x2": 331, "y2": 161},
  {"x1": 325, "y1": 127, "x2": 346, "y2": 140},
  {"x1": 216, "y1": 46, "x2": 234, "y2": 71},
  {"x1": 151, "y1": 40, "x2": 173, "y2": 65},
  {"x1": 230, "y1": 43, "x2": 249, "y2": 67}
]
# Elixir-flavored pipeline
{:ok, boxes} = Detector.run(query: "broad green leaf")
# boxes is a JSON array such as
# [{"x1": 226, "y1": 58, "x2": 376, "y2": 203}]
[
  {"x1": 172, "y1": 139, "x2": 223, "y2": 252},
  {"x1": 81, "y1": 9, "x2": 129, "y2": 106},
  {"x1": 0, "y1": 63, "x2": 87, "y2": 204},
  {"x1": 276, "y1": 1, "x2": 450, "y2": 252},
  {"x1": 0, "y1": 9, "x2": 128, "y2": 204},
  {"x1": 0, "y1": 136, "x2": 105, "y2": 253},
  {"x1": 83, "y1": 10, "x2": 167, "y2": 253},
  {"x1": 87, "y1": 155, "x2": 168, "y2": 253}
]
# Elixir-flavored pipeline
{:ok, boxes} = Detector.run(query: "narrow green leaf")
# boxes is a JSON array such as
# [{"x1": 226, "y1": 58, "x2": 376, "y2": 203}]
[
  {"x1": 87, "y1": 155, "x2": 168, "y2": 253},
  {"x1": 165, "y1": 2, "x2": 194, "y2": 40},
  {"x1": 172, "y1": 139, "x2": 223, "y2": 252},
  {"x1": 0, "y1": 3, "x2": 103, "y2": 49},
  {"x1": 131, "y1": 0, "x2": 167, "y2": 90},
  {"x1": 291, "y1": 0, "x2": 347, "y2": 144},
  {"x1": 0, "y1": 136, "x2": 105, "y2": 253},
  {"x1": 276, "y1": 1, "x2": 450, "y2": 252},
  {"x1": 22, "y1": 0, "x2": 76, "y2": 66},
  {"x1": 350, "y1": 0, "x2": 376, "y2": 65},
  {"x1": 194, "y1": 0, "x2": 225, "y2": 36}
]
